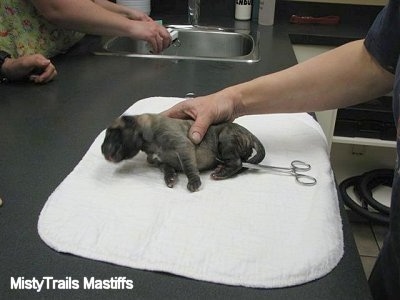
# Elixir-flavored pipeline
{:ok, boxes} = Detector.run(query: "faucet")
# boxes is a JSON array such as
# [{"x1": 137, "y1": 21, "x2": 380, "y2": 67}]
[{"x1": 188, "y1": 0, "x2": 200, "y2": 25}]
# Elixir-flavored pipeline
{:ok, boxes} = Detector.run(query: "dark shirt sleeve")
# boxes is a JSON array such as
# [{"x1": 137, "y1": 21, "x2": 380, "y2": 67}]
[{"x1": 364, "y1": 0, "x2": 400, "y2": 74}]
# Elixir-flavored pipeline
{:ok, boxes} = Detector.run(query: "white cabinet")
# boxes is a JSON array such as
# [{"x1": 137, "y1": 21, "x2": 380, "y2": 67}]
[{"x1": 292, "y1": 44, "x2": 397, "y2": 182}]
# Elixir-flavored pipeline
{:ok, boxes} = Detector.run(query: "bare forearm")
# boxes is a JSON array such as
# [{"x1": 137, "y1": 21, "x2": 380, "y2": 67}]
[
  {"x1": 92, "y1": 0, "x2": 137, "y2": 18},
  {"x1": 92, "y1": 0, "x2": 125, "y2": 14},
  {"x1": 92, "y1": 0, "x2": 121, "y2": 13},
  {"x1": 163, "y1": 39, "x2": 394, "y2": 144},
  {"x1": 31, "y1": 0, "x2": 136, "y2": 37},
  {"x1": 228, "y1": 40, "x2": 394, "y2": 117}
]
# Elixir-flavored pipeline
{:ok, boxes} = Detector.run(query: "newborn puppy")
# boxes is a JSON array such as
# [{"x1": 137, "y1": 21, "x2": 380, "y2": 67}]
[{"x1": 101, "y1": 114, "x2": 265, "y2": 192}]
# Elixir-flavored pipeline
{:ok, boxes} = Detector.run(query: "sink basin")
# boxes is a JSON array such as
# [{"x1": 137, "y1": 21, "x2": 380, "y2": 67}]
[{"x1": 95, "y1": 26, "x2": 260, "y2": 63}]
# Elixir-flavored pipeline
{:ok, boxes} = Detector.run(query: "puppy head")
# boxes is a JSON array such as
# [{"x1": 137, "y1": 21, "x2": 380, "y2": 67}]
[{"x1": 101, "y1": 115, "x2": 143, "y2": 163}]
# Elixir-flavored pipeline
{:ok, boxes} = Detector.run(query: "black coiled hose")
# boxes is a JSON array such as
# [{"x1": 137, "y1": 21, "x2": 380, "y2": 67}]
[{"x1": 339, "y1": 169, "x2": 393, "y2": 225}]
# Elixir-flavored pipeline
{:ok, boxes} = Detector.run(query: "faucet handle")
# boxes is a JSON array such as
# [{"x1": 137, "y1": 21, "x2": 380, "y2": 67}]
[{"x1": 188, "y1": 0, "x2": 200, "y2": 25}]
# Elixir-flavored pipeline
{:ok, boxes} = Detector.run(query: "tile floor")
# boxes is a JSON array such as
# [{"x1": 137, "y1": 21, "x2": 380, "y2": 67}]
[
  {"x1": 347, "y1": 210, "x2": 389, "y2": 279},
  {"x1": 331, "y1": 144, "x2": 393, "y2": 280}
]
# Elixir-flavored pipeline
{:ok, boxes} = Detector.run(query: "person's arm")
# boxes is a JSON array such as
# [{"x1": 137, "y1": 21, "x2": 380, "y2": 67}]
[
  {"x1": 92, "y1": 0, "x2": 152, "y2": 22},
  {"x1": 163, "y1": 40, "x2": 394, "y2": 143},
  {"x1": 232, "y1": 39, "x2": 394, "y2": 115},
  {"x1": 31, "y1": 0, "x2": 170, "y2": 53},
  {"x1": 1, "y1": 54, "x2": 57, "y2": 83}
]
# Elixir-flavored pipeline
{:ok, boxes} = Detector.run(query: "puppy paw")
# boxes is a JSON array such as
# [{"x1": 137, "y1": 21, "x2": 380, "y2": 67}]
[
  {"x1": 211, "y1": 165, "x2": 241, "y2": 180},
  {"x1": 187, "y1": 178, "x2": 201, "y2": 192},
  {"x1": 164, "y1": 172, "x2": 178, "y2": 188}
]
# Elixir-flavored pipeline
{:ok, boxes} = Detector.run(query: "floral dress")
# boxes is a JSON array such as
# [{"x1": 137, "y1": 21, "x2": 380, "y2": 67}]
[{"x1": 0, "y1": 0, "x2": 85, "y2": 58}]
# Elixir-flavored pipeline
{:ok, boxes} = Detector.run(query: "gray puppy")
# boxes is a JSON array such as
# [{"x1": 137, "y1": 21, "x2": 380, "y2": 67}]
[{"x1": 101, "y1": 114, "x2": 265, "y2": 192}]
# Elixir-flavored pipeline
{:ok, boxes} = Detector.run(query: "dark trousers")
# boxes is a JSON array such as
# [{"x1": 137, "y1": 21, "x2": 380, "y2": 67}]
[
  {"x1": 369, "y1": 235, "x2": 400, "y2": 299},
  {"x1": 369, "y1": 172, "x2": 400, "y2": 300}
]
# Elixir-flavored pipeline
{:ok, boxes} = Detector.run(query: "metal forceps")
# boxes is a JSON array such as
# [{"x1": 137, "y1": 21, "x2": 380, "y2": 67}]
[{"x1": 242, "y1": 160, "x2": 317, "y2": 186}]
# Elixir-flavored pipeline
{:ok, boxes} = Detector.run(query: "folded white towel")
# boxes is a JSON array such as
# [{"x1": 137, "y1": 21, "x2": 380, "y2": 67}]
[{"x1": 38, "y1": 97, "x2": 343, "y2": 288}]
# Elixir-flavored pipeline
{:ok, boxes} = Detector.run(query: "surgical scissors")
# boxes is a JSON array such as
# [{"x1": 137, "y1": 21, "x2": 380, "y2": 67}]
[{"x1": 242, "y1": 160, "x2": 317, "y2": 186}]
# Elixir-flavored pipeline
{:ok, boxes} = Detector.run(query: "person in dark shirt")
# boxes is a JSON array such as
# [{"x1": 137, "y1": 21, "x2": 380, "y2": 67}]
[{"x1": 164, "y1": 1, "x2": 400, "y2": 298}]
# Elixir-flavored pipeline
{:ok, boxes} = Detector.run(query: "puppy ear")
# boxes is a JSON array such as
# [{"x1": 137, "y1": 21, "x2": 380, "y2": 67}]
[{"x1": 121, "y1": 115, "x2": 136, "y2": 128}]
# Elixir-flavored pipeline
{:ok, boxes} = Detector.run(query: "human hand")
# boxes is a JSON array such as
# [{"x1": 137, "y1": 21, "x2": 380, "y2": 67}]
[
  {"x1": 2, "y1": 54, "x2": 57, "y2": 84},
  {"x1": 129, "y1": 20, "x2": 171, "y2": 53},
  {"x1": 162, "y1": 92, "x2": 238, "y2": 144}
]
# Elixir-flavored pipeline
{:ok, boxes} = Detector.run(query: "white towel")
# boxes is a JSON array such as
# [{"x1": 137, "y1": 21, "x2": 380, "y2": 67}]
[{"x1": 38, "y1": 97, "x2": 343, "y2": 288}]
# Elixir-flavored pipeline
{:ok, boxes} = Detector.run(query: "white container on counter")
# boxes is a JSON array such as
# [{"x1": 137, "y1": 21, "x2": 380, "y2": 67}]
[
  {"x1": 235, "y1": 0, "x2": 252, "y2": 21},
  {"x1": 258, "y1": 0, "x2": 276, "y2": 25}
]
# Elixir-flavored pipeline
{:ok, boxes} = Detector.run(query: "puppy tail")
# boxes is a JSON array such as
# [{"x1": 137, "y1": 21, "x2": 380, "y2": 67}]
[{"x1": 246, "y1": 135, "x2": 266, "y2": 164}]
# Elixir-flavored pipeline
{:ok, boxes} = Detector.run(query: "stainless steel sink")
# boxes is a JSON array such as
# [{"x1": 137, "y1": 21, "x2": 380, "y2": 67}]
[{"x1": 95, "y1": 26, "x2": 260, "y2": 63}]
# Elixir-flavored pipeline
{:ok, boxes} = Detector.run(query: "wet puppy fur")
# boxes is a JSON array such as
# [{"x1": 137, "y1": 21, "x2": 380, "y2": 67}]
[{"x1": 101, "y1": 114, "x2": 265, "y2": 192}]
